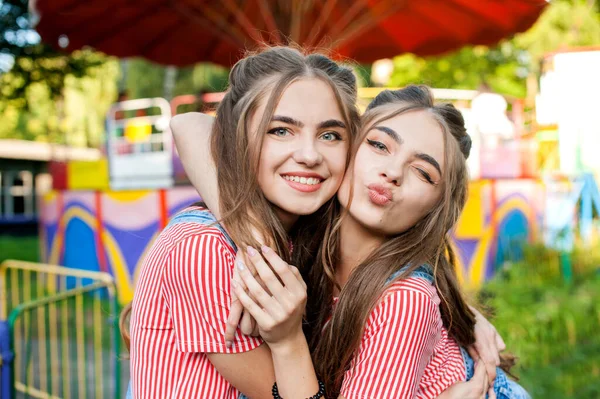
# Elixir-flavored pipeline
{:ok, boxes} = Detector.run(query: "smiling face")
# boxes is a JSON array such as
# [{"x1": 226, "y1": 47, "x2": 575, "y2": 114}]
[
  {"x1": 252, "y1": 78, "x2": 350, "y2": 224},
  {"x1": 338, "y1": 108, "x2": 446, "y2": 236}
]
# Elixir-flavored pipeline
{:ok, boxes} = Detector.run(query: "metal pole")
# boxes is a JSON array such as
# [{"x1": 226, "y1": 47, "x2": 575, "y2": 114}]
[{"x1": 0, "y1": 320, "x2": 15, "y2": 399}]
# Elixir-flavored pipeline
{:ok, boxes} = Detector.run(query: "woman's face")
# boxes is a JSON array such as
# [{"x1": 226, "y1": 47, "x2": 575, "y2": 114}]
[
  {"x1": 338, "y1": 109, "x2": 445, "y2": 236},
  {"x1": 251, "y1": 78, "x2": 350, "y2": 223}
]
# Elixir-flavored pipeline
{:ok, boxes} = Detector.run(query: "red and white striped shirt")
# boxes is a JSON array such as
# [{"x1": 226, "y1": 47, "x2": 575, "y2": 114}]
[
  {"x1": 129, "y1": 207, "x2": 262, "y2": 398},
  {"x1": 340, "y1": 277, "x2": 466, "y2": 399}
]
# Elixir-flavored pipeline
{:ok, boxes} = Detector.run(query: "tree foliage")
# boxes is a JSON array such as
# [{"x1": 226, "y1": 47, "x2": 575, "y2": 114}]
[
  {"x1": 124, "y1": 59, "x2": 229, "y2": 100},
  {"x1": 1, "y1": 0, "x2": 108, "y2": 107},
  {"x1": 0, "y1": 0, "x2": 118, "y2": 145},
  {"x1": 388, "y1": 0, "x2": 600, "y2": 98}
]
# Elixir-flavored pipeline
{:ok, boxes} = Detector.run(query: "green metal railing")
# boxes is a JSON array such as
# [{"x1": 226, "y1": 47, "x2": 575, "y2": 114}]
[{"x1": 0, "y1": 260, "x2": 121, "y2": 399}]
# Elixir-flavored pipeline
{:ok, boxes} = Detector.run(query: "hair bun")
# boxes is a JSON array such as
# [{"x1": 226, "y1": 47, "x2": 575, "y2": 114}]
[{"x1": 459, "y1": 135, "x2": 472, "y2": 159}]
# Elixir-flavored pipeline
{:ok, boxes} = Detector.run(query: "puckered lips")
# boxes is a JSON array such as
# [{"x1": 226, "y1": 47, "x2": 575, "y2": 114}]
[{"x1": 368, "y1": 183, "x2": 393, "y2": 206}]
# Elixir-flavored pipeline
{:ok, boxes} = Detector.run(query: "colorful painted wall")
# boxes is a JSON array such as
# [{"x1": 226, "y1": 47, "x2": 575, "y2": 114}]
[
  {"x1": 452, "y1": 179, "x2": 545, "y2": 289},
  {"x1": 39, "y1": 187, "x2": 200, "y2": 304},
  {"x1": 39, "y1": 179, "x2": 545, "y2": 303}
]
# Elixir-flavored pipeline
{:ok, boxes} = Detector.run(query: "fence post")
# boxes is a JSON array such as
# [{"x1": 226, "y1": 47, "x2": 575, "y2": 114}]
[{"x1": 0, "y1": 320, "x2": 14, "y2": 399}]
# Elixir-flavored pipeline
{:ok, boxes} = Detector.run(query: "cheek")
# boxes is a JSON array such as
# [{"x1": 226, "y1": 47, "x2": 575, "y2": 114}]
[{"x1": 323, "y1": 145, "x2": 349, "y2": 184}]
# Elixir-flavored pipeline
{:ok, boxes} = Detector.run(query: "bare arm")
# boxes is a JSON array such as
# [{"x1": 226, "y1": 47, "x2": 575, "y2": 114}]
[
  {"x1": 170, "y1": 112, "x2": 220, "y2": 217},
  {"x1": 233, "y1": 247, "x2": 321, "y2": 399},
  {"x1": 207, "y1": 345, "x2": 276, "y2": 399}
]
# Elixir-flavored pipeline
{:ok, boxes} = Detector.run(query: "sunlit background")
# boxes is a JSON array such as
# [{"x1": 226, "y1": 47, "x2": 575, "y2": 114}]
[{"x1": 1, "y1": 1, "x2": 600, "y2": 398}]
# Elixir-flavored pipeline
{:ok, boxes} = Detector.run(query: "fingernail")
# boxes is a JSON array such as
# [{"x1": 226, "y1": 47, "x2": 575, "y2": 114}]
[
  {"x1": 236, "y1": 260, "x2": 245, "y2": 271},
  {"x1": 247, "y1": 246, "x2": 257, "y2": 256},
  {"x1": 226, "y1": 340, "x2": 232, "y2": 348},
  {"x1": 231, "y1": 279, "x2": 238, "y2": 287},
  {"x1": 261, "y1": 245, "x2": 271, "y2": 253}
]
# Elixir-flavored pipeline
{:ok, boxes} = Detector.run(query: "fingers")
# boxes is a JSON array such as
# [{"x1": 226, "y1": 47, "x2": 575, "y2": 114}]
[
  {"x1": 476, "y1": 342, "x2": 499, "y2": 382},
  {"x1": 245, "y1": 246, "x2": 290, "y2": 301},
  {"x1": 247, "y1": 246, "x2": 306, "y2": 300},
  {"x1": 495, "y1": 332, "x2": 506, "y2": 352},
  {"x1": 289, "y1": 264, "x2": 307, "y2": 291},
  {"x1": 240, "y1": 311, "x2": 256, "y2": 336},
  {"x1": 225, "y1": 298, "x2": 244, "y2": 346},
  {"x1": 259, "y1": 246, "x2": 305, "y2": 293},
  {"x1": 231, "y1": 279, "x2": 271, "y2": 325},
  {"x1": 488, "y1": 385, "x2": 496, "y2": 399},
  {"x1": 472, "y1": 361, "x2": 489, "y2": 399},
  {"x1": 236, "y1": 259, "x2": 284, "y2": 317}
]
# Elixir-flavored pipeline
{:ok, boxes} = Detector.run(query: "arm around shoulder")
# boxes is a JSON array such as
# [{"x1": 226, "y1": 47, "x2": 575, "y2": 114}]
[{"x1": 170, "y1": 112, "x2": 220, "y2": 216}]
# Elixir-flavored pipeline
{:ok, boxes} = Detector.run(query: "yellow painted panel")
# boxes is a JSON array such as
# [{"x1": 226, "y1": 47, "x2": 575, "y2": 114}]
[
  {"x1": 124, "y1": 122, "x2": 152, "y2": 142},
  {"x1": 104, "y1": 190, "x2": 152, "y2": 202},
  {"x1": 456, "y1": 181, "x2": 485, "y2": 239},
  {"x1": 67, "y1": 159, "x2": 109, "y2": 190}
]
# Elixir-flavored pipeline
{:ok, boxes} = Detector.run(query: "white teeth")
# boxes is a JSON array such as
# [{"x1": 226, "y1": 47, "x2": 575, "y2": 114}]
[{"x1": 283, "y1": 175, "x2": 322, "y2": 185}]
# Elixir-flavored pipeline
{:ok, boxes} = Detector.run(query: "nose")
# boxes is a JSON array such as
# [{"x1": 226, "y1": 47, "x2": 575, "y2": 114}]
[
  {"x1": 292, "y1": 136, "x2": 323, "y2": 167},
  {"x1": 380, "y1": 163, "x2": 403, "y2": 186}
]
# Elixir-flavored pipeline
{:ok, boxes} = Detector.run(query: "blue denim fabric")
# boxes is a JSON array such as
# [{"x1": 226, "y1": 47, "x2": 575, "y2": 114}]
[
  {"x1": 461, "y1": 347, "x2": 531, "y2": 399},
  {"x1": 126, "y1": 382, "x2": 133, "y2": 399},
  {"x1": 168, "y1": 208, "x2": 237, "y2": 251}
]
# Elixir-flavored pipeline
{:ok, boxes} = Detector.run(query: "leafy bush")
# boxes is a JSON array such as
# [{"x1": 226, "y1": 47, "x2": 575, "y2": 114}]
[{"x1": 479, "y1": 243, "x2": 600, "y2": 398}]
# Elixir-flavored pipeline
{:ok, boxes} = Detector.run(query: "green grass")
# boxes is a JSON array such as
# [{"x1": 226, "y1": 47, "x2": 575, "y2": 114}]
[
  {"x1": 479, "y1": 243, "x2": 600, "y2": 398},
  {"x1": 0, "y1": 235, "x2": 40, "y2": 264}
]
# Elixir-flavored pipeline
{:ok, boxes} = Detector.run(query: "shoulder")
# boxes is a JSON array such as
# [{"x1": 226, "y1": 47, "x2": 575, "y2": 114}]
[
  {"x1": 384, "y1": 276, "x2": 439, "y2": 303},
  {"x1": 366, "y1": 277, "x2": 441, "y2": 329},
  {"x1": 158, "y1": 207, "x2": 236, "y2": 273}
]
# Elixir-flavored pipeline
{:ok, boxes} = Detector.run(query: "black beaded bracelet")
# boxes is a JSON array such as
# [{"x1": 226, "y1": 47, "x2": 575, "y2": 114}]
[{"x1": 271, "y1": 379, "x2": 326, "y2": 399}]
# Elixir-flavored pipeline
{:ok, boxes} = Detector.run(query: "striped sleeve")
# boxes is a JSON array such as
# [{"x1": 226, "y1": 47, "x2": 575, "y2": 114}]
[
  {"x1": 161, "y1": 231, "x2": 263, "y2": 354},
  {"x1": 340, "y1": 283, "x2": 440, "y2": 399}
]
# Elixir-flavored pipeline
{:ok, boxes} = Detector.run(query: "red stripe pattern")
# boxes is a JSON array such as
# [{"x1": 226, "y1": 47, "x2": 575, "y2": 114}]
[
  {"x1": 130, "y1": 207, "x2": 262, "y2": 398},
  {"x1": 340, "y1": 277, "x2": 466, "y2": 399}
]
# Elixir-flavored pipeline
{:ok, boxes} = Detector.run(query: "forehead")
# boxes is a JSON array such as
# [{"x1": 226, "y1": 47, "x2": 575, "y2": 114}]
[
  {"x1": 381, "y1": 110, "x2": 445, "y2": 166},
  {"x1": 273, "y1": 78, "x2": 344, "y2": 124}
]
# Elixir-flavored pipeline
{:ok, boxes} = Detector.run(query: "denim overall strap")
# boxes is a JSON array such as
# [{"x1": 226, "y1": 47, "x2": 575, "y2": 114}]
[
  {"x1": 461, "y1": 347, "x2": 531, "y2": 399},
  {"x1": 386, "y1": 264, "x2": 435, "y2": 285},
  {"x1": 168, "y1": 208, "x2": 237, "y2": 252}
]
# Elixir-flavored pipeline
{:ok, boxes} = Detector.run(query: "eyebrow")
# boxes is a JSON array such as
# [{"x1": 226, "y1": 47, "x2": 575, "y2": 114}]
[
  {"x1": 318, "y1": 119, "x2": 346, "y2": 130},
  {"x1": 416, "y1": 153, "x2": 442, "y2": 175},
  {"x1": 373, "y1": 125, "x2": 442, "y2": 174},
  {"x1": 374, "y1": 126, "x2": 403, "y2": 144},
  {"x1": 271, "y1": 115, "x2": 346, "y2": 130},
  {"x1": 272, "y1": 115, "x2": 304, "y2": 127}
]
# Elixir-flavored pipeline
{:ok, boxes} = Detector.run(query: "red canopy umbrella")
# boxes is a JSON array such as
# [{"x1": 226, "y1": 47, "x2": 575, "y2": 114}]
[{"x1": 31, "y1": 0, "x2": 547, "y2": 67}]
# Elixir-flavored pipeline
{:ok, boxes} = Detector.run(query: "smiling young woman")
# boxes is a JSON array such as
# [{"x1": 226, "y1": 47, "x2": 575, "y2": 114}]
[{"x1": 128, "y1": 47, "x2": 360, "y2": 399}]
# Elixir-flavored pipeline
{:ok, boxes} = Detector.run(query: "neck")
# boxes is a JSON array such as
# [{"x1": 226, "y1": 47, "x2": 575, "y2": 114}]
[
  {"x1": 275, "y1": 207, "x2": 299, "y2": 232},
  {"x1": 337, "y1": 214, "x2": 385, "y2": 289}
]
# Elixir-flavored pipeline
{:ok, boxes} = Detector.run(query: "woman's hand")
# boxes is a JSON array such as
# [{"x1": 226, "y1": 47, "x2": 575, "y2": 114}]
[
  {"x1": 225, "y1": 252, "x2": 260, "y2": 346},
  {"x1": 436, "y1": 361, "x2": 495, "y2": 399},
  {"x1": 225, "y1": 225, "x2": 268, "y2": 346},
  {"x1": 231, "y1": 245, "x2": 307, "y2": 347},
  {"x1": 469, "y1": 306, "x2": 506, "y2": 382}
]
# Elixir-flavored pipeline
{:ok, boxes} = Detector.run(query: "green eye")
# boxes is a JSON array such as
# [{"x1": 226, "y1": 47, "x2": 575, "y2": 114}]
[
  {"x1": 268, "y1": 127, "x2": 291, "y2": 137},
  {"x1": 320, "y1": 132, "x2": 342, "y2": 141},
  {"x1": 367, "y1": 139, "x2": 388, "y2": 152}
]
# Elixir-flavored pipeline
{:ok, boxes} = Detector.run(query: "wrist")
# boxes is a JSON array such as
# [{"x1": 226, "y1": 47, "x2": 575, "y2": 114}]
[{"x1": 268, "y1": 330, "x2": 308, "y2": 356}]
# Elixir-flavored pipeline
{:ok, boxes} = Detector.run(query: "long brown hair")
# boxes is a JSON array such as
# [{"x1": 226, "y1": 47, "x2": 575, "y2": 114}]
[
  {"x1": 120, "y1": 47, "x2": 360, "y2": 353},
  {"x1": 307, "y1": 86, "x2": 480, "y2": 396},
  {"x1": 211, "y1": 46, "x2": 360, "y2": 266}
]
